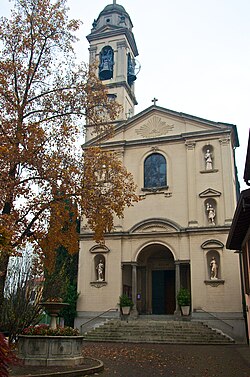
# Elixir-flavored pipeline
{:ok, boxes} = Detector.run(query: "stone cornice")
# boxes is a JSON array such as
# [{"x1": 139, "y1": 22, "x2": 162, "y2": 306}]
[
  {"x1": 79, "y1": 225, "x2": 231, "y2": 240},
  {"x1": 87, "y1": 27, "x2": 138, "y2": 56},
  {"x1": 105, "y1": 81, "x2": 137, "y2": 105}
]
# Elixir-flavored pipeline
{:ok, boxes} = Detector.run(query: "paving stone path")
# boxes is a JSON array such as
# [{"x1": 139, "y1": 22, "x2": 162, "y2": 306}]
[
  {"x1": 83, "y1": 342, "x2": 250, "y2": 377},
  {"x1": 10, "y1": 341, "x2": 250, "y2": 377}
]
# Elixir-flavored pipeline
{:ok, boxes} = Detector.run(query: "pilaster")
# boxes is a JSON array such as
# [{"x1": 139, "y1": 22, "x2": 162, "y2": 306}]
[
  {"x1": 219, "y1": 137, "x2": 235, "y2": 225},
  {"x1": 88, "y1": 46, "x2": 97, "y2": 65},
  {"x1": 175, "y1": 261, "x2": 181, "y2": 315},
  {"x1": 185, "y1": 141, "x2": 198, "y2": 227},
  {"x1": 131, "y1": 263, "x2": 138, "y2": 315},
  {"x1": 116, "y1": 40, "x2": 128, "y2": 81}
]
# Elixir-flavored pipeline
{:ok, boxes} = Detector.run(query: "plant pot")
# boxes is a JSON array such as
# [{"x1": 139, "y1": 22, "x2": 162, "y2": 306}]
[
  {"x1": 181, "y1": 305, "x2": 190, "y2": 316},
  {"x1": 121, "y1": 306, "x2": 131, "y2": 315}
]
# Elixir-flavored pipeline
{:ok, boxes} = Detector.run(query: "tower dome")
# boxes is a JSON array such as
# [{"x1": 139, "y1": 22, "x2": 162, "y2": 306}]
[
  {"x1": 90, "y1": 2, "x2": 134, "y2": 33},
  {"x1": 101, "y1": 3, "x2": 127, "y2": 14}
]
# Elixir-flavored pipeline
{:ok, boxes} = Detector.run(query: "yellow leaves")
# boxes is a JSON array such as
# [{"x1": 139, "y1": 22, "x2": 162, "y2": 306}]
[
  {"x1": 81, "y1": 146, "x2": 140, "y2": 243},
  {"x1": 67, "y1": 19, "x2": 82, "y2": 32},
  {"x1": 84, "y1": 64, "x2": 122, "y2": 136},
  {"x1": 0, "y1": 0, "x2": 138, "y2": 278},
  {"x1": 0, "y1": 214, "x2": 21, "y2": 256},
  {"x1": 40, "y1": 200, "x2": 78, "y2": 274}
]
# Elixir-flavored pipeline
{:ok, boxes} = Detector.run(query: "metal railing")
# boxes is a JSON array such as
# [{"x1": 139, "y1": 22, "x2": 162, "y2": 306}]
[
  {"x1": 194, "y1": 308, "x2": 234, "y2": 329},
  {"x1": 80, "y1": 308, "x2": 118, "y2": 334}
]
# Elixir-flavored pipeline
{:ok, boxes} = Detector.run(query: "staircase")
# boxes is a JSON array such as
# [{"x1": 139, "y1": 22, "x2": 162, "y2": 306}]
[{"x1": 82, "y1": 319, "x2": 235, "y2": 345}]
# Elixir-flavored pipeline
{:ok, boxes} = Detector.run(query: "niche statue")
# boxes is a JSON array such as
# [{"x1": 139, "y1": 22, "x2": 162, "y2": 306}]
[
  {"x1": 210, "y1": 257, "x2": 218, "y2": 280},
  {"x1": 204, "y1": 149, "x2": 213, "y2": 170},
  {"x1": 96, "y1": 260, "x2": 104, "y2": 282},
  {"x1": 206, "y1": 203, "x2": 216, "y2": 225}
]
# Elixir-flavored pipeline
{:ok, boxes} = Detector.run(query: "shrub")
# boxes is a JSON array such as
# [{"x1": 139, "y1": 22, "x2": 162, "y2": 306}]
[
  {"x1": 0, "y1": 332, "x2": 20, "y2": 377},
  {"x1": 60, "y1": 283, "x2": 79, "y2": 327},
  {"x1": 22, "y1": 324, "x2": 79, "y2": 336},
  {"x1": 177, "y1": 288, "x2": 191, "y2": 306},
  {"x1": 119, "y1": 294, "x2": 134, "y2": 308}
]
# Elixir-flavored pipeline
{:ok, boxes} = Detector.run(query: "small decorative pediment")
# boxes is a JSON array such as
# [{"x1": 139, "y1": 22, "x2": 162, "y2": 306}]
[
  {"x1": 136, "y1": 116, "x2": 174, "y2": 138},
  {"x1": 201, "y1": 240, "x2": 224, "y2": 249},
  {"x1": 130, "y1": 219, "x2": 180, "y2": 234},
  {"x1": 199, "y1": 188, "x2": 221, "y2": 198},
  {"x1": 90, "y1": 245, "x2": 110, "y2": 254}
]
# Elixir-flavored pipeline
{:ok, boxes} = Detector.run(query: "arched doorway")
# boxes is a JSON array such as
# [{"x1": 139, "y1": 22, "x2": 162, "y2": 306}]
[{"x1": 136, "y1": 244, "x2": 176, "y2": 315}]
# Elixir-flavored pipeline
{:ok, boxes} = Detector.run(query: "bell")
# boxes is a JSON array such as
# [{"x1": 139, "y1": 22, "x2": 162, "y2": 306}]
[
  {"x1": 127, "y1": 54, "x2": 137, "y2": 86},
  {"x1": 99, "y1": 61, "x2": 113, "y2": 80},
  {"x1": 127, "y1": 73, "x2": 137, "y2": 85}
]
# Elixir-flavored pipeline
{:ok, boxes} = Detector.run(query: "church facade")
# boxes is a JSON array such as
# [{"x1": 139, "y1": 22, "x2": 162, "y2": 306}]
[{"x1": 76, "y1": 2, "x2": 244, "y2": 340}]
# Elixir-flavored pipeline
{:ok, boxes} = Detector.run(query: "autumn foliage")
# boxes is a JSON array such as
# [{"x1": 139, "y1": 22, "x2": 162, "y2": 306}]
[
  {"x1": 0, "y1": 0, "x2": 139, "y2": 303},
  {"x1": 82, "y1": 147, "x2": 139, "y2": 242},
  {"x1": 0, "y1": 332, "x2": 20, "y2": 376}
]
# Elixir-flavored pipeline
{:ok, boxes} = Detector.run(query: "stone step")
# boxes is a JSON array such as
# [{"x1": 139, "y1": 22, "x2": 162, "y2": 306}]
[
  {"x1": 84, "y1": 334, "x2": 229, "y2": 341},
  {"x1": 85, "y1": 332, "x2": 227, "y2": 338},
  {"x1": 83, "y1": 336, "x2": 233, "y2": 344},
  {"x1": 82, "y1": 320, "x2": 234, "y2": 345},
  {"x1": 86, "y1": 328, "x2": 225, "y2": 336}
]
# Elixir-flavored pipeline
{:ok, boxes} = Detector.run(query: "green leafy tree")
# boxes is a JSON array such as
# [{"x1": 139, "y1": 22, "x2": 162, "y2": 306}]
[{"x1": 42, "y1": 244, "x2": 79, "y2": 327}]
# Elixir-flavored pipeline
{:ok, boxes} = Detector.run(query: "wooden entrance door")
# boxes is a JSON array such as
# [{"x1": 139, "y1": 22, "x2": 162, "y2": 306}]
[{"x1": 152, "y1": 270, "x2": 175, "y2": 314}]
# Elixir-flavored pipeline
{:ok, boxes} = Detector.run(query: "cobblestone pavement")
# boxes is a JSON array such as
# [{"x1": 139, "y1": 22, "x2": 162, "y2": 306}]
[
  {"x1": 10, "y1": 342, "x2": 250, "y2": 377},
  {"x1": 83, "y1": 342, "x2": 250, "y2": 377}
]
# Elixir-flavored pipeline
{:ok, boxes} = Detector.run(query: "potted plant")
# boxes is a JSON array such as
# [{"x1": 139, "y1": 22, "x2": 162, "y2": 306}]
[
  {"x1": 177, "y1": 287, "x2": 191, "y2": 316},
  {"x1": 119, "y1": 294, "x2": 134, "y2": 315}
]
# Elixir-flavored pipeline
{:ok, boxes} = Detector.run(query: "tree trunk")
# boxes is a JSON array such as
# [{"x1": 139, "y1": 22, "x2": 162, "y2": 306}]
[{"x1": 0, "y1": 252, "x2": 9, "y2": 306}]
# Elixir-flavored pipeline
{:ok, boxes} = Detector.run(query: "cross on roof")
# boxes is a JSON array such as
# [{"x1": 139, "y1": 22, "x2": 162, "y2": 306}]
[{"x1": 152, "y1": 97, "x2": 158, "y2": 106}]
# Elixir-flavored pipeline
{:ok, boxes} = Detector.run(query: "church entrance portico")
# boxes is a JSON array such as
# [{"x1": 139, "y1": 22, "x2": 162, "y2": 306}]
[{"x1": 122, "y1": 243, "x2": 190, "y2": 315}]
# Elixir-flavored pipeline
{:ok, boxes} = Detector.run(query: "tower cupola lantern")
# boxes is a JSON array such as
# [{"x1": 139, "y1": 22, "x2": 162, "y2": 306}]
[{"x1": 87, "y1": 2, "x2": 139, "y2": 122}]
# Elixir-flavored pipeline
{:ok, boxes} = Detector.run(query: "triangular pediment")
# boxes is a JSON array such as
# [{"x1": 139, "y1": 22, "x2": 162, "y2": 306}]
[
  {"x1": 85, "y1": 105, "x2": 237, "y2": 147},
  {"x1": 135, "y1": 115, "x2": 175, "y2": 138},
  {"x1": 129, "y1": 218, "x2": 181, "y2": 234},
  {"x1": 119, "y1": 106, "x2": 236, "y2": 142},
  {"x1": 92, "y1": 24, "x2": 120, "y2": 34},
  {"x1": 199, "y1": 188, "x2": 222, "y2": 198}
]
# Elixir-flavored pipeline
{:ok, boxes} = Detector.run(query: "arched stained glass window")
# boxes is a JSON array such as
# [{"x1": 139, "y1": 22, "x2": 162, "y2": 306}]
[{"x1": 144, "y1": 153, "x2": 167, "y2": 188}]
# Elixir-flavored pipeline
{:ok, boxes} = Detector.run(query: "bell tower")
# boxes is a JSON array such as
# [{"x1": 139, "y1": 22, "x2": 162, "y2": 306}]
[{"x1": 87, "y1": 1, "x2": 139, "y2": 122}]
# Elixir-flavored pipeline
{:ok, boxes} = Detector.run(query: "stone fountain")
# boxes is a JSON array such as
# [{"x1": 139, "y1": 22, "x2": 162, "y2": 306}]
[{"x1": 18, "y1": 301, "x2": 84, "y2": 366}]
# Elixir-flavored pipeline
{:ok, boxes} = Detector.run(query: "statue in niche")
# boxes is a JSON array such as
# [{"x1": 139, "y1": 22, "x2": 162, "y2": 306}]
[
  {"x1": 206, "y1": 203, "x2": 216, "y2": 225},
  {"x1": 96, "y1": 260, "x2": 104, "y2": 281},
  {"x1": 204, "y1": 149, "x2": 213, "y2": 170},
  {"x1": 210, "y1": 257, "x2": 218, "y2": 279}
]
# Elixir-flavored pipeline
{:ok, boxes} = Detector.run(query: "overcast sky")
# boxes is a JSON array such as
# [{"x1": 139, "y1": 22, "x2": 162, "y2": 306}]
[{"x1": 1, "y1": 0, "x2": 249, "y2": 189}]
